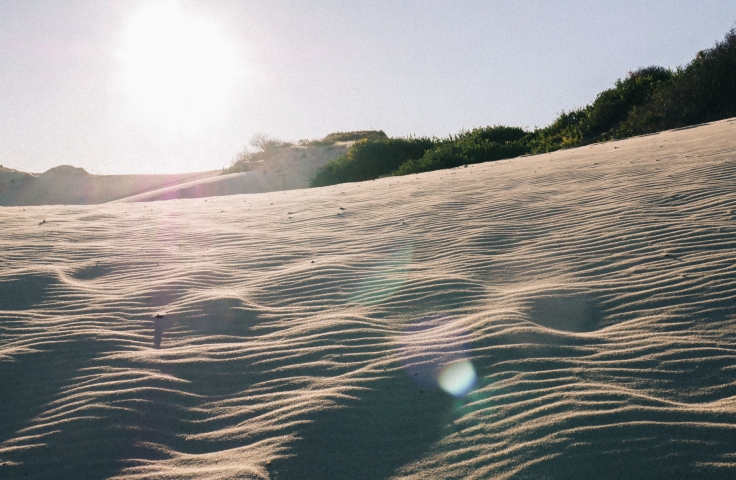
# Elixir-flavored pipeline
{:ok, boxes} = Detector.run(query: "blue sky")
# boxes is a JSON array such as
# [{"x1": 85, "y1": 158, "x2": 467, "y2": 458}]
[{"x1": 1, "y1": 0, "x2": 735, "y2": 174}]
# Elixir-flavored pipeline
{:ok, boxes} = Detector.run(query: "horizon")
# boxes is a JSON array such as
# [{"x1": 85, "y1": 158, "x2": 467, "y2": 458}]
[{"x1": 1, "y1": 0, "x2": 735, "y2": 175}]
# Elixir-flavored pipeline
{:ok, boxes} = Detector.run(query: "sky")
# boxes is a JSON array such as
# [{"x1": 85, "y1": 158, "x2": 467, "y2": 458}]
[{"x1": 1, "y1": 1, "x2": 735, "y2": 175}]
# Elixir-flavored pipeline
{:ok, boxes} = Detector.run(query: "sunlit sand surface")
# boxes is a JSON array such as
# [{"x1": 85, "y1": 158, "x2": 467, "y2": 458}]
[{"x1": 2, "y1": 119, "x2": 736, "y2": 479}]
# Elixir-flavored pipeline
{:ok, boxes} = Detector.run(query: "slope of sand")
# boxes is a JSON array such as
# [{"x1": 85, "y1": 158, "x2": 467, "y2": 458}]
[
  {"x1": 226, "y1": 142, "x2": 352, "y2": 190},
  {"x1": 0, "y1": 166, "x2": 220, "y2": 206},
  {"x1": 111, "y1": 170, "x2": 303, "y2": 203},
  {"x1": 1, "y1": 143, "x2": 350, "y2": 206},
  {"x1": 115, "y1": 142, "x2": 354, "y2": 204},
  {"x1": 1, "y1": 119, "x2": 736, "y2": 479},
  {"x1": 109, "y1": 172, "x2": 268, "y2": 203}
]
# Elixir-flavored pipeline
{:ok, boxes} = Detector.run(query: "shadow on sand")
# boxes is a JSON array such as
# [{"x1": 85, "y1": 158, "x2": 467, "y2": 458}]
[{"x1": 269, "y1": 372, "x2": 454, "y2": 480}]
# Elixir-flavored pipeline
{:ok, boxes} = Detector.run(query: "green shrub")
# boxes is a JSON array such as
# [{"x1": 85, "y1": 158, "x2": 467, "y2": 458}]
[
  {"x1": 530, "y1": 66, "x2": 673, "y2": 153},
  {"x1": 305, "y1": 25, "x2": 736, "y2": 187},
  {"x1": 529, "y1": 108, "x2": 588, "y2": 153},
  {"x1": 310, "y1": 137, "x2": 436, "y2": 187},
  {"x1": 322, "y1": 130, "x2": 389, "y2": 142},
  {"x1": 619, "y1": 28, "x2": 736, "y2": 135},
  {"x1": 584, "y1": 66, "x2": 672, "y2": 138},
  {"x1": 395, "y1": 126, "x2": 529, "y2": 175},
  {"x1": 454, "y1": 125, "x2": 527, "y2": 144}
]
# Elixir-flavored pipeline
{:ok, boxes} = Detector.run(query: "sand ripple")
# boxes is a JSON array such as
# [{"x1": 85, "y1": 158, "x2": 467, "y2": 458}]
[{"x1": 1, "y1": 120, "x2": 736, "y2": 478}]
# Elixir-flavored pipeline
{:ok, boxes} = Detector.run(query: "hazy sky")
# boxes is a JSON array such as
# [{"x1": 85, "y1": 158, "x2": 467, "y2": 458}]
[{"x1": 1, "y1": 1, "x2": 735, "y2": 174}]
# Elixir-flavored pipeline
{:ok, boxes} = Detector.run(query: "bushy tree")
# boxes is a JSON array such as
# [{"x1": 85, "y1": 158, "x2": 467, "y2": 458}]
[
  {"x1": 531, "y1": 66, "x2": 673, "y2": 152},
  {"x1": 619, "y1": 27, "x2": 736, "y2": 135}
]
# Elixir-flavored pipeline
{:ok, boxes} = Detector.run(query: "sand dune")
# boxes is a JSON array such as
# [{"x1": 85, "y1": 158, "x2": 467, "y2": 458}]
[
  {"x1": 0, "y1": 166, "x2": 220, "y2": 206},
  {"x1": 1, "y1": 119, "x2": 736, "y2": 479},
  {"x1": 111, "y1": 171, "x2": 289, "y2": 203},
  {"x1": 0, "y1": 142, "x2": 350, "y2": 207}
]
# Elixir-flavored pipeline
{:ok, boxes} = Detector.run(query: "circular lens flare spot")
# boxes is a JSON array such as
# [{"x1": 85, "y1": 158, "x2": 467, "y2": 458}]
[{"x1": 437, "y1": 359, "x2": 477, "y2": 397}]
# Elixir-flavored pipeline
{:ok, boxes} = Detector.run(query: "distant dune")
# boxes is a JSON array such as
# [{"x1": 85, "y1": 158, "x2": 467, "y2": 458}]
[
  {"x1": 0, "y1": 142, "x2": 350, "y2": 206},
  {"x1": 111, "y1": 172, "x2": 280, "y2": 203},
  {"x1": 1, "y1": 119, "x2": 736, "y2": 479},
  {"x1": 0, "y1": 166, "x2": 219, "y2": 206},
  {"x1": 113, "y1": 143, "x2": 352, "y2": 203}
]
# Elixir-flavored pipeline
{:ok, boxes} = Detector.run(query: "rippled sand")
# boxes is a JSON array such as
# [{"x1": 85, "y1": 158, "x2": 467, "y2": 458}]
[{"x1": 1, "y1": 119, "x2": 736, "y2": 479}]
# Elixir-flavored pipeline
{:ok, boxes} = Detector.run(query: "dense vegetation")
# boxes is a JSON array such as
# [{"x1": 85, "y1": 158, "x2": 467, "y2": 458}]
[
  {"x1": 310, "y1": 26, "x2": 736, "y2": 187},
  {"x1": 619, "y1": 28, "x2": 736, "y2": 136},
  {"x1": 394, "y1": 126, "x2": 529, "y2": 176},
  {"x1": 310, "y1": 137, "x2": 436, "y2": 186}
]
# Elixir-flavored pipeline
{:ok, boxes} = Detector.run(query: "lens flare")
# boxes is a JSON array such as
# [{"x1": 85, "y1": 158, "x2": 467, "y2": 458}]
[
  {"x1": 118, "y1": 0, "x2": 241, "y2": 130},
  {"x1": 397, "y1": 314, "x2": 478, "y2": 398},
  {"x1": 437, "y1": 359, "x2": 477, "y2": 397},
  {"x1": 350, "y1": 244, "x2": 412, "y2": 306}
]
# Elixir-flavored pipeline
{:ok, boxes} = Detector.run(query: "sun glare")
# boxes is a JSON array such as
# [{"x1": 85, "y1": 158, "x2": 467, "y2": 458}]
[{"x1": 119, "y1": 1, "x2": 241, "y2": 130}]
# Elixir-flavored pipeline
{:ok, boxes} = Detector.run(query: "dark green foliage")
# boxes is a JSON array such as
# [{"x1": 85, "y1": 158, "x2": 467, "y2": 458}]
[
  {"x1": 456, "y1": 125, "x2": 527, "y2": 144},
  {"x1": 584, "y1": 66, "x2": 672, "y2": 138},
  {"x1": 309, "y1": 137, "x2": 436, "y2": 187},
  {"x1": 396, "y1": 126, "x2": 529, "y2": 175},
  {"x1": 322, "y1": 130, "x2": 388, "y2": 142},
  {"x1": 308, "y1": 62, "x2": 684, "y2": 183},
  {"x1": 305, "y1": 25, "x2": 736, "y2": 187},
  {"x1": 527, "y1": 108, "x2": 588, "y2": 153},
  {"x1": 531, "y1": 67, "x2": 673, "y2": 152},
  {"x1": 619, "y1": 28, "x2": 736, "y2": 136},
  {"x1": 519, "y1": 26, "x2": 736, "y2": 150}
]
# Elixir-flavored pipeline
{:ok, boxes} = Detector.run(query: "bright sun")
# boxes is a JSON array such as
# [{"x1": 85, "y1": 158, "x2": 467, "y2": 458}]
[{"x1": 119, "y1": 1, "x2": 241, "y2": 130}]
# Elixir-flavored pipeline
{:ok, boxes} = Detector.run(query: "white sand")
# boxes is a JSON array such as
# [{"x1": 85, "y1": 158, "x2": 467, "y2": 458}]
[{"x1": 1, "y1": 119, "x2": 736, "y2": 479}]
